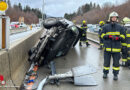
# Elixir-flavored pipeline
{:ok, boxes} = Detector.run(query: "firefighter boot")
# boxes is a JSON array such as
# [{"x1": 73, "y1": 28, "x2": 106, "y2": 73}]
[
  {"x1": 103, "y1": 73, "x2": 107, "y2": 79},
  {"x1": 86, "y1": 42, "x2": 90, "y2": 47},
  {"x1": 113, "y1": 74, "x2": 118, "y2": 80},
  {"x1": 125, "y1": 62, "x2": 128, "y2": 67},
  {"x1": 98, "y1": 46, "x2": 102, "y2": 50},
  {"x1": 122, "y1": 61, "x2": 126, "y2": 67}
]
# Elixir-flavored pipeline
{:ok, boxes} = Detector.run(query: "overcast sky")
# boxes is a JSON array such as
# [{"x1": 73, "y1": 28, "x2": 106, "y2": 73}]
[{"x1": 10, "y1": 0, "x2": 127, "y2": 17}]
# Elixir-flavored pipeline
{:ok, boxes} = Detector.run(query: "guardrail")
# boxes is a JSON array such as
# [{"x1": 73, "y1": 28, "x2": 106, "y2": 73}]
[
  {"x1": 10, "y1": 27, "x2": 28, "y2": 35},
  {"x1": 77, "y1": 25, "x2": 99, "y2": 44},
  {"x1": 87, "y1": 32, "x2": 99, "y2": 44}
]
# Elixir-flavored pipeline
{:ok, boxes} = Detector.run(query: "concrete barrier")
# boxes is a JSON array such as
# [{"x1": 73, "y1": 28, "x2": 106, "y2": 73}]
[
  {"x1": 0, "y1": 29, "x2": 43, "y2": 89},
  {"x1": 10, "y1": 27, "x2": 27, "y2": 35},
  {"x1": 0, "y1": 51, "x2": 10, "y2": 80},
  {"x1": 87, "y1": 32, "x2": 99, "y2": 44}
]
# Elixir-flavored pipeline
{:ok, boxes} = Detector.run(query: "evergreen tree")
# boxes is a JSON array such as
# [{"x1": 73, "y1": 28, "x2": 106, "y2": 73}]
[
  {"x1": 18, "y1": 3, "x2": 22, "y2": 11},
  {"x1": 97, "y1": 4, "x2": 100, "y2": 9},
  {"x1": 13, "y1": 4, "x2": 19, "y2": 10},
  {"x1": 24, "y1": 5, "x2": 31, "y2": 12},
  {"x1": 93, "y1": 3, "x2": 96, "y2": 8},
  {"x1": 7, "y1": 0, "x2": 11, "y2": 7},
  {"x1": 77, "y1": 7, "x2": 83, "y2": 15},
  {"x1": 90, "y1": 2, "x2": 93, "y2": 9},
  {"x1": 84, "y1": 4, "x2": 90, "y2": 12}
]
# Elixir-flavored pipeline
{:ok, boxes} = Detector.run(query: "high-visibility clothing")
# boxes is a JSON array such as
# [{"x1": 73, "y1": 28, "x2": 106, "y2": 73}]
[
  {"x1": 101, "y1": 23, "x2": 126, "y2": 53},
  {"x1": 103, "y1": 51, "x2": 120, "y2": 75},
  {"x1": 79, "y1": 24, "x2": 88, "y2": 42},
  {"x1": 126, "y1": 27, "x2": 130, "y2": 66},
  {"x1": 102, "y1": 22, "x2": 125, "y2": 75},
  {"x1": 98, "y1": 25, "x2": 104, "y2": 48}
]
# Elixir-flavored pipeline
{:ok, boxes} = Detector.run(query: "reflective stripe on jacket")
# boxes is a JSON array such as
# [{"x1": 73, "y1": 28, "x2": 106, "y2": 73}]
[
  {"x1": 101, "y1": 23, "x2": 126, "y2": 53},
  {"x1": 98, "y1": 25, "x2": 104, "y2": 37},
  {"x1": 121, "y1": 27, "x2": 127, "y2": 47},
  {"x1": 126, "y1": 27, "x2": 130, "y2": 51},
  {"x1": 80, "y1": 24, "x2": 88, "y2": 36}
]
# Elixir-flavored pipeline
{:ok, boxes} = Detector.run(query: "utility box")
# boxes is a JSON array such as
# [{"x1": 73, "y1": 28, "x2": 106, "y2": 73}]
[{"x1": 0, "y1": 16, "x2": 10, "y2": 49}]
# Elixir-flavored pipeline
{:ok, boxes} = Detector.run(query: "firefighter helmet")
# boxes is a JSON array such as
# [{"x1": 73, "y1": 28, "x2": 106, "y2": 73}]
[
  {"x1": 122, "y1": 17, "x2": 130, "y2": 24},
  {"x1": 99, "y1": 21, "x2": 105, "y2": 26},
  {"x1": 109, "y1": 11, "x2": 119, "y2": 18},
  {"x1": 108, "y1": 11, "x2": 119, "y2": 22},
  {"x1": 82, "y1": 20, "x2": 86, "y2": 24}
]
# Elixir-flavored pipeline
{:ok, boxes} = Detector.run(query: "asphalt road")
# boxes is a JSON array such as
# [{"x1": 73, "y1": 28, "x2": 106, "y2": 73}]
[{"x1": 35, "y1": 41, "x2": 130, "y2": 90}]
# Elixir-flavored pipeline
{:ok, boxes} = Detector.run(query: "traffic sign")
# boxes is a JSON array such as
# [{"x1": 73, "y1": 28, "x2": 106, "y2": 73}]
[{"x1": 0, "y1": 1, "x2": 8, "y2": 11}]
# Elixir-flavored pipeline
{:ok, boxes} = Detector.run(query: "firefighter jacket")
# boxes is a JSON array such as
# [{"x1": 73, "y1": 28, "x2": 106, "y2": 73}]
[
  {"x1": 98, "y1": 25, "x2": 104, "y2": 37},
  {"x1": 80, "y1": 24, "x2": 88, "y2": 36},
  {"x1": 101, "y1": 23, "x2": 126, "y2": 53},
  {"x1": 121, "y1": 27, "x2": 127, "y2": 47},
  {"x1": 126, "y1": 27, "x2": 130, "y2": 52}
]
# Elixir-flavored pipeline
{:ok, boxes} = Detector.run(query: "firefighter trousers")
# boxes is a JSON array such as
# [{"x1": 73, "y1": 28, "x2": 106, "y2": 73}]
[
  {"x1": 127, "y1": 53, "x2": 130, "y2": 66},
  {"x1": 99, "y1": 37, "x2": 103, "y2": 47},
  {"x1": 103, "y1": 51, "x2": 120, "y2": 75},
  {"x1": 122, "y1": 46, "x2": 127, "y2": 63},
  {"x1": 79, "y1": 36, "x2": 88, "y2": 43}
]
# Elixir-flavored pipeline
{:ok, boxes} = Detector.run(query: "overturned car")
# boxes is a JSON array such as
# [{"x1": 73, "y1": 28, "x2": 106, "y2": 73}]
[
  {"x1": 20, "y1": 18, "x2": 97, "y2": 90},
  {"x1": 28, "y1": 17, "x2": 81, "y2": 66}
]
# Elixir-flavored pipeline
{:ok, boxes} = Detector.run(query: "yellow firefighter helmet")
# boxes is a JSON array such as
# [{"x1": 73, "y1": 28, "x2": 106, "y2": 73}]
[{"x1": 99, "y1": 21, "x2": 105, "y2": 26}]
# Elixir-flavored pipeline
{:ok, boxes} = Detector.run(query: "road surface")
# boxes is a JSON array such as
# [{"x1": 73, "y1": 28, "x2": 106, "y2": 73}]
[{"x1": 33, "y1": 41, "x2": 130, "y2": 90}]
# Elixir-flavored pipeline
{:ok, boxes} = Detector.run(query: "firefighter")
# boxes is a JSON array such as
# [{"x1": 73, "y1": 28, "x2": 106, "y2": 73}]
[
  {"x1": 121, "y1": 29, "x2": 128, "y2": 67},
  {"x1": 98, "y1": 21, "x2": 105, "y2": 50},
  {"x1": 125, "y1": 24, "x2": 130, "y2": 69},
  {"x1": 121, "y1": 18, "x2": 128, "y2": 67},
  {"x1": 101, "y1": 11, "x2": 126, "y2": 80},
  {"x1": 79, "y1": 20, "x2": 89, "y2": 46}
]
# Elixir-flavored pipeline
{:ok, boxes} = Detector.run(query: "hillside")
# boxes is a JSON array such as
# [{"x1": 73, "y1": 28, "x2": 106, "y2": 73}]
[{"x1": 68, "y1": 0, "x2": 130, "y2": 24}]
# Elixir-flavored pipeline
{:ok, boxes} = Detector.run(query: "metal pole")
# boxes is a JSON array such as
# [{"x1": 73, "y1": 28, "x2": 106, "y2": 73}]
[{"x1": 42, "y1": 0, "x2": 44, "y2": 20}]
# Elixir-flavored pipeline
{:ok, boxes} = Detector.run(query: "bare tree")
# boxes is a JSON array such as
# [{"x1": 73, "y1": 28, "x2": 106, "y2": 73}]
[{"x1": 72, "y1": 0, "x2": 130, "y2": 24}]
